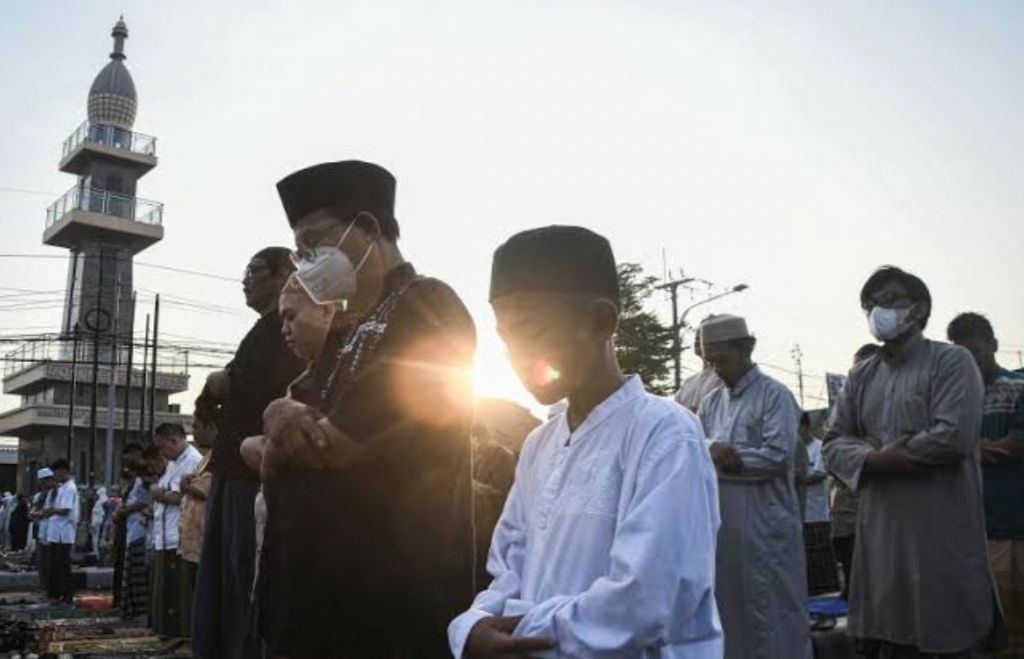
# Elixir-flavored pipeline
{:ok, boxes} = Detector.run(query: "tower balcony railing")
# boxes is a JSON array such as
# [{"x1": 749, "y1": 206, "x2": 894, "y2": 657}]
[
  {"x1": 46, "y1": 186, "x2": 164, "y2": 229},
  {"x1": 3, "y1": 335, "x2": 190, "y2": 379},
  {"x1": 61, "y1": 120, "x2": 157, "y2": 160}
]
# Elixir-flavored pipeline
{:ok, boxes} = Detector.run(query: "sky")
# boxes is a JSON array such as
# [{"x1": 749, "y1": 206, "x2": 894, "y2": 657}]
[{"x1": 1, "y1": 0, "x2": 1022, "y2": 420}]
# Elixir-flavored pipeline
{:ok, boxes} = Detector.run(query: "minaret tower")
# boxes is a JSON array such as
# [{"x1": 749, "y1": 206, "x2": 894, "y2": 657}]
[
  {"x1": 0, "y1": 18, "x2": 190, "y2": 491},
  {"x1": 47, "y1": 16, "x2": 162, "y2": 341}
]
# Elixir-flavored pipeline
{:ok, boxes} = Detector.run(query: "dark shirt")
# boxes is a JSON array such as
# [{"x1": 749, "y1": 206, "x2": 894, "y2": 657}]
[
  {"x1": 261, "y1": 263, "x2": 476, "y2": 658},
  {"x1": 981, "y1": 368, "x2": 1024, "y2": 540},
  {"x1": 211, "y1": 311, "x2": 305, "y2": 480}
]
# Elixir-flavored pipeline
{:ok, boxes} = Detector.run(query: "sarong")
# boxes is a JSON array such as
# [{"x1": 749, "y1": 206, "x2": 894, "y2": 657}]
[{"x1": 121, "y1": 538, "x2": 149, "y2": 619}]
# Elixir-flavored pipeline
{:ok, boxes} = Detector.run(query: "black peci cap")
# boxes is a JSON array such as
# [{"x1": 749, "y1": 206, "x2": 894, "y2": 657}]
[
  {"x1": 490, "y1": 225, "x2": 620, "y2": 303},
  {"x1": 276, "y1": 160, "x2": 396, "y2": 227}
]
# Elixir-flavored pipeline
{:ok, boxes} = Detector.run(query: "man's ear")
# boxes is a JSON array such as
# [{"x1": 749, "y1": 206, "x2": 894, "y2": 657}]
[
  {"x1": 353, "y1": 211, "x2": 382, "y2": 242},
  {"x1": 589, "y1": 299, "x2": 619, "y2": 341}
]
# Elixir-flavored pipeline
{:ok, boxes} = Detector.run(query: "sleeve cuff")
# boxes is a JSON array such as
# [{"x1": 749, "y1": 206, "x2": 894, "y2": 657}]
[{"x1": 448, "y1": 608, "x2": 492, "y2": 659}]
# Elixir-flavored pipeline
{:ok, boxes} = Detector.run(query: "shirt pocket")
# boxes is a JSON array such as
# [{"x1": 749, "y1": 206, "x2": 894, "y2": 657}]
[
  {"x1": 895, "y1": 393, "x2": 930, "y2": 435},
  {"x1": 736, "y1": 416, "x2": 764, "y2": 449}
]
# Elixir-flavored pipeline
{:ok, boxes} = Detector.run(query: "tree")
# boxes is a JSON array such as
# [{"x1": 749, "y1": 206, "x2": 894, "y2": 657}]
[{"x1": 614, "y1": 263, "x2": 675, "y2": 396}]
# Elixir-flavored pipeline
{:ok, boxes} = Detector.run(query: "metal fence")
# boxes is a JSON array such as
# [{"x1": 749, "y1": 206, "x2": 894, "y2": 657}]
[
  {"x1": 46, "y1": 186, "x2": 164, "y2": 228},
  {"x1": 61, "y1": 120, "x2": 157, "y2": 160},
  {"x1": 2, "y1": 336, "x2": 189, "y2": 379}
]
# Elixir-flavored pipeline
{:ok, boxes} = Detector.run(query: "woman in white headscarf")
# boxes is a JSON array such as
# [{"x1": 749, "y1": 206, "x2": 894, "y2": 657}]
[
  {"x1": 90, "y1": 487, "x2": 108, "y2": 561},
  {"x1": 0, "y1": 492, "x2": 15, "y2": 550}
]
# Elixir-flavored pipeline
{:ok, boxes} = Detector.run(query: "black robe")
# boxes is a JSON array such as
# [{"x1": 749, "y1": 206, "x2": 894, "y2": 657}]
[{"x1": 260, "y1": 264, "x2": 476, "y2": 658}]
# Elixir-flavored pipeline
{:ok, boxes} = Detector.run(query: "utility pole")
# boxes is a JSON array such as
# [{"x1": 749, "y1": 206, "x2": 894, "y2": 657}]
[
  {"x1": 104, "y1": 274, "x2": 121, "y2": 486},
  {"x1": 655, "y1": 277, "x2": 692, "y2": 392},
  {"x1": 658, "y1": 274, "x2": 750, "y2": 391},
  {"x1": 791, "y1": 344, "x2": 805, "y2": 409},
  {"x1": 139, "y1": 314, "x2": 149, "y2": 442},
  {"x1": 122, "y1": 293, "x2": 136, "y2": 448},
  {"x1": 148, "y1": 295, "x2": 159, "y2": 439},
  {"x1": 66, "y1": 324, "x2": 80, "y2": 465},
  {"x1": 87, "y1": 255, "x2": 107, "y2": 489}
]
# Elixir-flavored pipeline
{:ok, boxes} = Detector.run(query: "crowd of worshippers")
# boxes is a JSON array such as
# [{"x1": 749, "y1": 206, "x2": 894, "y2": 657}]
[
  {"x1": 20, "y1": 159, "x2": 1024, "y2": 659},
  {"x1": 25, "y1": 425, "x2": 207, "y2": 629}
]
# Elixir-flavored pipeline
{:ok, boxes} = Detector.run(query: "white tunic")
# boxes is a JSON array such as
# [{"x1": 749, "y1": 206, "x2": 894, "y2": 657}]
[
  {"x1": 153, "y1": 445, "x2": 203, "y2": 551},
  {"x1": 699, "y1": 366, "x2": 811, "y2": 659},
  {"x1": 449, "y1": 376, "x2": 723, "y2": 658},
  {"x1": 45, "y1": 479, "x2": 79, "y2": 545}
]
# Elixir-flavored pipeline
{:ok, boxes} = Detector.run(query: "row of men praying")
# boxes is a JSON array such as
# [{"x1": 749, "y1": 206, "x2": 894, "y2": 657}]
[{"x1": 121, "y1": 160, "x2": 1020, "y2": 659}]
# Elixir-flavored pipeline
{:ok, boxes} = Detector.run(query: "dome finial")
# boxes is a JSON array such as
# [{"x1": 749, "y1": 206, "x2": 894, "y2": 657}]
[{"x1": 111, "y1": 16, "x2": 128, "y2": 61}]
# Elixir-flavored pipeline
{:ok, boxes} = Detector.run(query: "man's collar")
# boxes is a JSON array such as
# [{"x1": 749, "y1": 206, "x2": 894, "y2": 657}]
[
  {"x1": 728, "y1": 365, "x2": 761, "y2": 397},
  {"x1": 881, "y1": 331, "x2": 925, "y2": 363},
  {"x1": 564, "y1": 375, "x2": 644, "y2": 444}
]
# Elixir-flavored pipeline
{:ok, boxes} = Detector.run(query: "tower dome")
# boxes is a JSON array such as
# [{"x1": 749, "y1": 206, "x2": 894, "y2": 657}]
[{"x1": 87, "y1": 17, "x2": 137, "y2": 130}]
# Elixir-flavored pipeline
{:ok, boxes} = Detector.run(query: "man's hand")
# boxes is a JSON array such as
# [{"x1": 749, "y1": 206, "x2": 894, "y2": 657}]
[
  {"x1": 709, "y1": 442, "x2": 743, "y2": 474},
  {"x1": 981, "y1": 436, "x2": 1022, "y2": 464},
  {"x1": 262, "y1": 399, "x2": 328, "y2": 475},
  {"x1": 465, "y1": 615, "x2": 556, "y2": 658},
  {"x1": 866, "y1": 436, "x2": 929, "y2": 477},
  {"x1": 180, "y1": 474, "x2": 194, "y2": 491}
]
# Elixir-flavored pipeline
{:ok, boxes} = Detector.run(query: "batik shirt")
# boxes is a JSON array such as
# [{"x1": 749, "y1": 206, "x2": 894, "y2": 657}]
[{"x1": 979, "y1": 368, "x2": 1024, "y2": 539}]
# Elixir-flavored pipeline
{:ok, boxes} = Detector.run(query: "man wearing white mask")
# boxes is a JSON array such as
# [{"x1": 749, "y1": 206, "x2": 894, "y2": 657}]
[
  {"x1": 257, "y1": 161, "x2": 476, "y2": 658},
  {"x1": 824, "y1": 266, "x2": 998, "y2": 658}
]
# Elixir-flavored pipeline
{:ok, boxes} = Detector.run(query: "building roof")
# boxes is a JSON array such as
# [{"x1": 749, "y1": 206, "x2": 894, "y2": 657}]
[{"x1": 87, "y1": 17, "x2": 137, "y2": 130}]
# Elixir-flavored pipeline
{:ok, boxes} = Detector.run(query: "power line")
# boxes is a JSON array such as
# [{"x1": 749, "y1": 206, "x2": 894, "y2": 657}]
[
  {"x1": 0, "y1": 254, "x2": 239, "y2": 283},
  {"x1": 0, "y1": 186, "x2": 60, "y2": 197}
]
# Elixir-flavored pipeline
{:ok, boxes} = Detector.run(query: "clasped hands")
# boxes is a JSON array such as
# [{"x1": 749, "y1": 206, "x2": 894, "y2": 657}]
[
  {"x1": 709, "y1": 442, "x2": 743, "y2": 474},
  {"x1": 261, "y1": 398, "x2": 365, "y2": 476}
]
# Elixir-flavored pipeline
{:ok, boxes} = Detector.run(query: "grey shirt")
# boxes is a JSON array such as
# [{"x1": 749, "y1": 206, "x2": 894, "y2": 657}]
[{"x1": 823, "y1": 334, "x2": 995, "y2": 653}]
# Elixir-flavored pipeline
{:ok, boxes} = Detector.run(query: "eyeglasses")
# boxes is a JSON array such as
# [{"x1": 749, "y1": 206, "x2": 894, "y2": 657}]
[
  {"x1": 290, "y1": 246, "x2": 319, "y2": 264},
  {"x1": 290, "y1": 216, "x2": 360, "y2": 265}
]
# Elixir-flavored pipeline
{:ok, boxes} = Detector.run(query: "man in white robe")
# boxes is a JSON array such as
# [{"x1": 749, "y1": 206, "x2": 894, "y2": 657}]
[
  {"x1": 450, "y1": 226, "x2": 722, "y2": 658},
  {"x1": 698, "y1": 314, "x2": 811, "y2": 659}
]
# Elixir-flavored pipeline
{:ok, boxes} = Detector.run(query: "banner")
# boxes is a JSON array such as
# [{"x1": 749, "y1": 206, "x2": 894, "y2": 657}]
[{"x1": 826, "y1": 373, "x2": 846, "y2": 407}]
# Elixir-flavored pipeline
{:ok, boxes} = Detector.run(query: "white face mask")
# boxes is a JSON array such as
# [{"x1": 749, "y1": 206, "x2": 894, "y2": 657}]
[
  {"x1": 867, "y1": 305, "x2": 913, "y2": 342},
  {"x1": 291, "y1": 219, "x2": 375, "y2": 306}
]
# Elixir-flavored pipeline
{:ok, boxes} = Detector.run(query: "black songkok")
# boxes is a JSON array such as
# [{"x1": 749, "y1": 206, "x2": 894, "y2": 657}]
[
  {"x1": 489, "y1": 226, "x2": 620, "y2": 302},
  {"x1": 276, "y1": 160, "x2": 396, "y2": 227}
]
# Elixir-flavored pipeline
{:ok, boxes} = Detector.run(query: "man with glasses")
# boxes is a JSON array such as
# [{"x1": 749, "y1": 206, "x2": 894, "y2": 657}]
[
  {"x1": 824, "y1": 266, "x2": 997, "y2": 659},
  {"x1": 192, "y1": 248, "x2": 305, "y2": 659},
  {"x1": 257, "y1": 161, "x2": 475, "y2": 658}
]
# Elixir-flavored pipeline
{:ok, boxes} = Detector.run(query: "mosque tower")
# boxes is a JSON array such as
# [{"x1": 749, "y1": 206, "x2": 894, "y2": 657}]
[
  {"x1": 48, "y1": 16, "x2": 160, "y2": 339},
  {"x1": 0, "y1": 18, "x2": 190, "y2": 490}
]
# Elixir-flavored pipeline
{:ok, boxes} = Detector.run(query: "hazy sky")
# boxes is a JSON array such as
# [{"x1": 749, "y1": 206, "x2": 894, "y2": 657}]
[{"x1": 1, "y1": 0, "x2": 1022, "y2": 418}]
